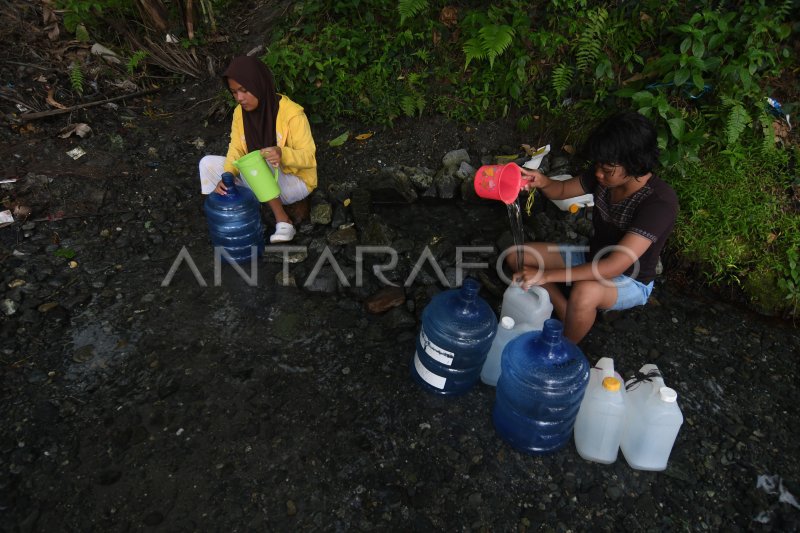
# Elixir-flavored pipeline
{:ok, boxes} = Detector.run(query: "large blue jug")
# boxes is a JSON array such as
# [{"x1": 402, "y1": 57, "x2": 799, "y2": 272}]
[
  {"x1": 411, "y1": 278, "x2": 497, "y2": 395},
  {"x1": 493, "y1": 319, "x2": 589, "y2": 454},
  {"x1": 204, "y1": 172, "x2": 264, "y2": 263}
]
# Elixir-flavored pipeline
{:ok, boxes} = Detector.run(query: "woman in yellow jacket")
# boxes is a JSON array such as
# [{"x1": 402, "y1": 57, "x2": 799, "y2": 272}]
[{"x1": 199, "y1": 56, "x2": 317, "y2": 243}]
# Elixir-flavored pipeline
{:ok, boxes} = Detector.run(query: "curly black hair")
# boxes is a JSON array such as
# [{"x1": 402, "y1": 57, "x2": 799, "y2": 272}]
[{"x1": 581, "y1": 111, "x2": 660, "y2": 177}]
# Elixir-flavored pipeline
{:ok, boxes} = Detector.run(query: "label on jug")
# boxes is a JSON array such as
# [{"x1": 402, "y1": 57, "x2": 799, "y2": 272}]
[
  {"x1": 414, "y1": 352, "x2": 446, "y2": 389},
  {"x1": 419, "y1": 328, "x2": 454, "y2": 366}
]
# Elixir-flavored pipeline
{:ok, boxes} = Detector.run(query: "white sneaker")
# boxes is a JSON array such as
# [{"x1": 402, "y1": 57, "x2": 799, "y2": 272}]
[{"x1": 270, "y1": 221, "x2": 296, "y2": 243}]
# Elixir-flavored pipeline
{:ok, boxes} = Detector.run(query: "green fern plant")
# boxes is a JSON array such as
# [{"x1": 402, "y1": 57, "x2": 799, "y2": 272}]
[
  {"x1": 69, "y1": 63, "x2": 84, "y2": 96},
  {"x1": 725, "y1": 103, "x2": 751, "y2": 146},
  {"x1": 398, "y1": 0, "x2": 428, "y2": 25},
  {"x1": 127, "y1": 50, "x2": 149, "y2": 75},
  {"x1": 463, "y1": 24, "x2": 514, "y2": 69},
  {"x1": 400, "y1": 93, "x2": 425, "y2": 117},
  {"x1": 551, "y1": 63, "x2": 573, "y2": 98},
  {"x1": 575, "y1": 7, "x2": 608, "y2": 73}
]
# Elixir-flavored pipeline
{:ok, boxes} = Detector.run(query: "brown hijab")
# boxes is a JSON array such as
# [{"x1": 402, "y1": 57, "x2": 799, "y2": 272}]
[{"x1": 222, "y1": 56, "x2": 280, "y2": 150}]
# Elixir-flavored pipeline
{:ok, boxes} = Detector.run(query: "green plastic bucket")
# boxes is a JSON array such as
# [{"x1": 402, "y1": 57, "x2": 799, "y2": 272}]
[{"x1": 233, "y1": 150, "x2": 280, "y2": 202}]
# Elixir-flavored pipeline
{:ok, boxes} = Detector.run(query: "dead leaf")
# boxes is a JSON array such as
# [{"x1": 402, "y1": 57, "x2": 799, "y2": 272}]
[
  {"x1": 12, "y1": 205, "x2": 31, "y2": 219},
  {"x1": 773, "y1": 120, "x2": 790, "y2": 143},
  {"x1": 521, "y1": 144, "x2": 549, "y2": 157},
  {"x1": 767, "y1": 232, "x2": 778, "y2": 244},
  {"x1": 59, "y1": 123, "x2": 92, "y2": 139},
  {"x1": 439, "y1": 6, "x2": 458, "y2": 28},
  {"x1": 432, "y1": 29, "x2": 441, "y2": 47},
  {"x1": 47, "y1": 88, "x2": 67, "y2": 110},
  {"x1": 562, "y1": 145, "x2": 576, "y2": 155},
  {"x1": 35, "y1": 75, "x2": 47, "y2": 83},
  {"x1": 355, "y1": 132, "x2": 374, "y2": 141}
]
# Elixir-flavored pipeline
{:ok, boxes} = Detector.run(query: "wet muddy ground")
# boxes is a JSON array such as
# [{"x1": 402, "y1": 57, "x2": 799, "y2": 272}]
[{"x1": 1, "y1": 75, "x2": 799, "y2": 532}]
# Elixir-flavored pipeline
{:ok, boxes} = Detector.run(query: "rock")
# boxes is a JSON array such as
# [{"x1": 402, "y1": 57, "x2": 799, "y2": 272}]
[
  {"x1": 72, "y1": 345, "x2": 95, "y2": 363},
  {"x1": 303, "y1": 267, "x2": 340, "y2": 293},
  {"x1": 1, "y1": 299, "x2": 17, "y2": 316},
  {"x1": 442, "y1": 149, "x2": 470, "y2": 170},
  {"x1": 327, "y1": 226, "x2": 358, "y2": 246},
  {"x1": 434, "y1": 169, "x2": 461, "y2": 199},
  {"x1": 404, "y1": 166, "x2": 435, "y2": 191},
  {"x1": 380, "y1": 307, "x2": 416, "y2": 330},
  {"x1": 286, "y1": 500, "x2": 297, "y2": 516},
  {"x1": 360, "y1": 215, "x2": 394, "y2": 247},
  {"x1": 364, "y1": 287, "x2": 406, "y2": 314},
  {"x1": 311, "y1": 203, "x2": 332, "y2": 225},
  {"x1": 263, "y1": 248, "x2": 307, "y2": 264},
  {"x1": 366, "y1": 168, "x2": 418, "y2": 203},
  {"x1": 456, "y1": 161, "x2": 476, "y2": 180}
]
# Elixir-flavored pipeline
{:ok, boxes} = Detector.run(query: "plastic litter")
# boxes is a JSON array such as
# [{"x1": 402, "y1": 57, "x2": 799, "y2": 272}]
[
  {"x1": 757, "y1": 474, "x2": 800, "y2": 509},
  {"x1": 766, "y1": 97, "x2": 791, "y2": 130}
]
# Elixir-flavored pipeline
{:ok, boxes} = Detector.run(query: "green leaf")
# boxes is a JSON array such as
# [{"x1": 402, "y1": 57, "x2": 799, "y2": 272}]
[
  {"x1": 674, "y1": 68, "x2": 690, "y2": 86},
  {"x1": 692, "y1": 38, "x2": 705, "y2": 58},
  {"x1": 708, "y1": 33, "x2": 725, "y2": 51},
  {"x1": 54, "y1": 248, "x2": 76, "y2": 259},
  {"x1": 692, "y1": 72, "x2": 705, "y2": 92},
  {"x1": 667, "y1": 118, "x2": 685, "y2": 141},
  {"x1": 328, "y1": 132, "x2": 350, "y2": 147},
  {"x1": 631, "y1": 90, "x2": 654, "y2": 106},
  {"x1": 680, "y1": 38, "x2": 691, "y2": 55}
]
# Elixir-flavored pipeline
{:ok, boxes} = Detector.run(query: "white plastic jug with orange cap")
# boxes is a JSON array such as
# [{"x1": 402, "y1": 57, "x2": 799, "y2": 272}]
[{"x1": 573, "y1": 357, "x2": 626, "y2": 464}]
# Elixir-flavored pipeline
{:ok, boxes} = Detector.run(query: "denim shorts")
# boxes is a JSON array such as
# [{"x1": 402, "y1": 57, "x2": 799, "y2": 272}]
[{"x1": 558, "y1": 245, "x2": 654, "y2": 311}]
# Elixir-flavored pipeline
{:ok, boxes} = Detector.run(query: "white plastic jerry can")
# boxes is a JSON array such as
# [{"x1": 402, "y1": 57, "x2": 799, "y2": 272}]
[
  {"x1": 620, "y1": 364, "x2": 684, "y2": 471},
  {"x1": 500, "y1": 284, "x2": 553, "y2": 332},
  {"x1": 547, "y1": 174, "x2": 594, "y2": 213},
  {"x1": 480, "y1": 316, "x2": 521, "y2": 387},
  {"x1": 573, "y1": 357, "x2": 626, "y2": 464}
]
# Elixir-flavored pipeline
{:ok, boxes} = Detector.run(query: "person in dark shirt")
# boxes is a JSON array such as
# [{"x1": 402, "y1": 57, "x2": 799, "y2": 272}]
[{"x1": 508, "y1": 111, "x2": 678, "y2": 343}]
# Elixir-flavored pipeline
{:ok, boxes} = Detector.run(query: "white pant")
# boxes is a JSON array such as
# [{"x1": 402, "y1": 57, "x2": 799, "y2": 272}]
[{"x1": 199, "y1": 155, "x2": 310, "y2": 204}]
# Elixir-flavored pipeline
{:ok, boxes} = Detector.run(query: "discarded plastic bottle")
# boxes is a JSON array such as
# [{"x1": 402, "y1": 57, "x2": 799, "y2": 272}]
[
  {"x1": 500, "y1": 284, "x2": 553, "y2": 332},
  {"x1": 493, "y1": 319, "x2": 590, "y2": 454},
  {"x1": 573, "y1": 357, "x2": 626, "y2": 464},
  {"x1": 480, "y1": 316, "x2": 520, "y2": 387},
  {"x1": 620, "y1": 364, "x2": 684, "y2": 471},
  {"x1": 411, "y1": 278, "x2": 497, "y2": 395},
  {"x1": 204, "y1": 172, "x2": 264, "y2": 263}
]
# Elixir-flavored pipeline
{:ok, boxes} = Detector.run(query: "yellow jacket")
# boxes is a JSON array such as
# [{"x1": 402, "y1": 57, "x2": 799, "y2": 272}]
[{"x1": 224, "y1": 94, "x2": 317, "y2": 192}]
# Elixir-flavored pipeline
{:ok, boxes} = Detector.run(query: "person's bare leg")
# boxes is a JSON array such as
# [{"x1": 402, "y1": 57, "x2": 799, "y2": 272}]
[
  {"x1": 563, "y1": 280, "x2": 618, "y2": 343},
  {"x1": 266, "y1": 198, "x2": 291, "y2": 224}
]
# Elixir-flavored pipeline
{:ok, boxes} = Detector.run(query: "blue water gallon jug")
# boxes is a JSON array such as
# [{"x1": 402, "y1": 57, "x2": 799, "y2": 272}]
[
  {"x1": 493, "y1": 319, "x2": 590, "y2": 454},
  {"x1": 411, "y1": 278, "x2": 497, "y2": 395},
  {"x1": 204, "y1": 172, "x2": 264, "y2": 263}
]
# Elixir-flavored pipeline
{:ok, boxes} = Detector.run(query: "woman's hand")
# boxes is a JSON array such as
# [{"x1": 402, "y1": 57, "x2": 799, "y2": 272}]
[
  {"x1": 213, "y1": 180, "x2": 228, "y2": 195},
  {"x1": 260, "y1": 146, "x2": 282, "y2": 167},
  {"x1": 513, "y1": 265, "x2": 550, "y2": 289},
  {"x1": 520, "y1": 168, "x2": 551, "y2": 191}
]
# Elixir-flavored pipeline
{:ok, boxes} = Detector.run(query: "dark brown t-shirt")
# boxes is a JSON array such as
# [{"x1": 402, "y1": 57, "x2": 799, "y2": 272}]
[{"x1": 579, "y1": 171, "x2": 679, "y2": 283}]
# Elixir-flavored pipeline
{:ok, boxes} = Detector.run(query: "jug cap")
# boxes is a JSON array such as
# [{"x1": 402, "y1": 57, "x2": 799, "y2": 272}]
[
  {"x1": 500, "y1": 316, "x2": 515, "y2": 330},
  {"x1": 659, "y1": 386, "x2": 678, "y2": 402},
  {"x1": 602, "y1": 377, "x2": 621, "y2": 391}
]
